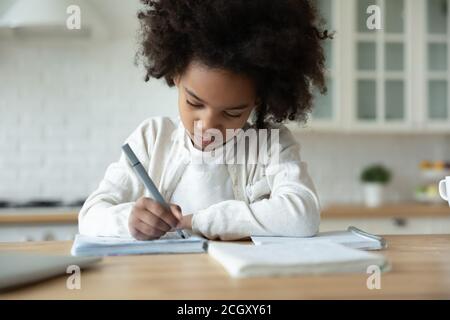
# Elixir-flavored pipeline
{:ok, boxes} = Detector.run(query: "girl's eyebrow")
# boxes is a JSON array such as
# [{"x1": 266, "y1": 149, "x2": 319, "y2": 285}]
[
  {"x1": 184, "y1": 86, "x2": 249, "y2": 110},
  {"x1": 226, "y1": 104, "x2": 249, "y2": 110},
  {"x1": 185, "y1": 87, "x2": 206, "y2": 103}
]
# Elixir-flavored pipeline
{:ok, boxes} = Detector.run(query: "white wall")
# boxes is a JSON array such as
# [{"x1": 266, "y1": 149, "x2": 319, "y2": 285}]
[
  {"x1": 0, "y1": 37, "x2": 178, "y2": 202},
  {"x1": 297, "y1": 132, "x2": 450, "y2": 205}
]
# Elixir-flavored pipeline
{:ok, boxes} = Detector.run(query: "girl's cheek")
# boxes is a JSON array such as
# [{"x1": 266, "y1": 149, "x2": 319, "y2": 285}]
[{"x1": 179, "y1": 106, "x2": 194, "y2": 131}]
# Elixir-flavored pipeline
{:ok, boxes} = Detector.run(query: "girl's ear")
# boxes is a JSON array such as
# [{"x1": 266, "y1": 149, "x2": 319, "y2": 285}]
[{"x1": 173, "y1": 74, "x2": 181, "y2": 87}]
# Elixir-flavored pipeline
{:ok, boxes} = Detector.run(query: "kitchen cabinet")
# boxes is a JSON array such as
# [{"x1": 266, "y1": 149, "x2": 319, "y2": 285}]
[
  {"x1": 351, "y1": 0, "x2": 412, "y2": 130},
  {"x1": 0, "y1": 209, "x2": 78, "y2": 242},
  {"x1": 320, "y1": 203, "x2": 450, "y2": 235},
  {"x1": 0, "y1": 224, "x2": 78, "y2": 242},
  {"x1": 321, "y1": 217, "x2": 450, "y2": 235},
  {"x1": 422, "y1": 0, "x2": 450, "y2": 130},
  {"x1": 307, "y1": 0, "x2": 343, "y2": 130},
  {"x1": 289, "y1": 0, "x2": 450, "y2": 133}
]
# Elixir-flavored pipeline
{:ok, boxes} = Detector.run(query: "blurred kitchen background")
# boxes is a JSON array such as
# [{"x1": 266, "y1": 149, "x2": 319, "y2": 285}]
[{"x1": 0, "y1": 0, "x2": 449, "y2": 241}]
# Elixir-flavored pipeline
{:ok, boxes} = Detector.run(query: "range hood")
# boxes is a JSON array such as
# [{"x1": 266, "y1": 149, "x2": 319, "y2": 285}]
[{"x1": 0, "y1": 0, "x2": 107, "y2": 38}]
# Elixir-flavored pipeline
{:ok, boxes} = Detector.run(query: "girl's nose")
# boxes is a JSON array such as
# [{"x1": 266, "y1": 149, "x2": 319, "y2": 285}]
[
  {"x1": 202, "y1": 119, "x2": 216, "y2": 132},
  {"x1": 197, "y1": 113, "x2": 220, "y2": 132}
]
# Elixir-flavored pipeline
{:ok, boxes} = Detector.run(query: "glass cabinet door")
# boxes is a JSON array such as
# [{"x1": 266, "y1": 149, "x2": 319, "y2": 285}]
[
  {"x1": 426, "y1": 0, "x2": 449, "y2": 122},
  {"x1": 354, "y1": 0, "x2": 408, "y2": 124},
  {"x1": 311, "y1": 0, "x2": 337, "y2": 122}
]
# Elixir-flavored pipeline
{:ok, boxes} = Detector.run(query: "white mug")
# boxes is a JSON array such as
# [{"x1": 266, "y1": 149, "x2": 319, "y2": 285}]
[{"x1": 439, "y1": 176, "x2": 450, "y2": 206}]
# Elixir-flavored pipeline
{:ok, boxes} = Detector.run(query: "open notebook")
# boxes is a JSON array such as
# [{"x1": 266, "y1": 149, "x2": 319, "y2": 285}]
[
  {"x1": 251, "y1": 227, "x2": 387, "y2": 250},
  {"x1": 71, "y1": 231, "x2": 208, "y2": 256},
  {"x1": 208, "y1": 241, "x2": 389, "y2": 278}
]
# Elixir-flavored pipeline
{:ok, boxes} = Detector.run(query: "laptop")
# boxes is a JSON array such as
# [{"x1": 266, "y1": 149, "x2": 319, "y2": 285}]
[{"x1": 0, "y1": 252, "x2": 101, "y2": 291}]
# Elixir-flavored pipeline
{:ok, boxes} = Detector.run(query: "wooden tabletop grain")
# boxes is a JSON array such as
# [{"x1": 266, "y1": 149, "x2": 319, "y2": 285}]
[{"x1": 0, "y1": 235, "x2": 449, "y2": 299}]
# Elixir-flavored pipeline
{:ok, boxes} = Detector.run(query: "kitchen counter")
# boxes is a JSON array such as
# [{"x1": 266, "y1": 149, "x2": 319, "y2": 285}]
[
  {"x1": 1, "y1": 203, "x2": 449, "y2": 225},
  {"x1": 0, "y1": 208, "x2": 80, "y2": 225},
  {"x1": 322, "y1": 203, "x2": 450, "y2": 219},
  {"x1": 0, "y1": 204, "x2": 449, "y2": 241},
  {"x1": 0, "y1": 208, "x2": 80, "y2": 242},
  {"x1": 319, "y1": 203, "x2": 450, "y2": 235}
]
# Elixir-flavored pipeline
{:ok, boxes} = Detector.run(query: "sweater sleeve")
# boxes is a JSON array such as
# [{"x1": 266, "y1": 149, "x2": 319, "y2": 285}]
[
  {"x1": 78, "y1": 120, "x2": 155, "y2": 237},
  {"x1": 191, "y1": 126, "x2": 321, "y2": 240}
]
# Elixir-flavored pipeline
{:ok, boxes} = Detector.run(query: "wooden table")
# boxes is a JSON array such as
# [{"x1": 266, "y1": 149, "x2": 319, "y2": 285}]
[{"x1": 0, "y1": 235, "x2": 449, "y2": 299}]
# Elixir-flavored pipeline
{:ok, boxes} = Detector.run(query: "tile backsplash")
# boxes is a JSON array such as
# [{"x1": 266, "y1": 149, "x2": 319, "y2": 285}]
[
  {"x1": 1, "y1": 38, "x2": 449, "y2": 206},
  {"x1": 297, "y1": 133, "x2": 450, "y2": 205}
]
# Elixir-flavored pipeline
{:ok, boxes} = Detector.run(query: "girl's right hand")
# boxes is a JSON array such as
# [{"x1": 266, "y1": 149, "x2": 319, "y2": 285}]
[{"x1": 129, "y1": 197, "x2": 182, "y2": 240}]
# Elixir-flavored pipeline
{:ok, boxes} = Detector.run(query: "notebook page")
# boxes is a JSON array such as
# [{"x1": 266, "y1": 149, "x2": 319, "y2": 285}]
[
  {"x1": 74, "y1": 231, "x2": 199, "y2": 248},
  {"x1": 251, "y1": 230, "x2": 383, "y2": 250},
  {"x1": 208, "y1": 241, "x2": 387, "y2": 277}
]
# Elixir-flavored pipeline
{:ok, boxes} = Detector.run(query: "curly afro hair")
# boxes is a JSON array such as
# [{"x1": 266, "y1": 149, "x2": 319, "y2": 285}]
[{"x1": 136, "y1": 0, "x2": 332, "y2": 128}]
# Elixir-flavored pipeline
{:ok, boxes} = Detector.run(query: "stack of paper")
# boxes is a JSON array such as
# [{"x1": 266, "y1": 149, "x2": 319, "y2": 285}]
[{"x1": 71, "y1": 231, "x2": 208, "y2": 256}]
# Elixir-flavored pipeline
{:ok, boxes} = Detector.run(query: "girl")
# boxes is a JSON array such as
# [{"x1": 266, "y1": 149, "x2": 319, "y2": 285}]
[{"x1": 79, "y1": 0, "x2": 330, "y2": 240}]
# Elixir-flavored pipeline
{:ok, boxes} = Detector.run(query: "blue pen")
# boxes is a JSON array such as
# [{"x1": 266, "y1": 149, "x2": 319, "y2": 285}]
[{"x1": 122, "y1": 143, "x2": 185, "y2": 239}]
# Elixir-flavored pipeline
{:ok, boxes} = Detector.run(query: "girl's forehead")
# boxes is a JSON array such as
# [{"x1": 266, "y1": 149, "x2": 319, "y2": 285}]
[{"x1": 181, "y1": 61, "x2": 257, "y2": 103}]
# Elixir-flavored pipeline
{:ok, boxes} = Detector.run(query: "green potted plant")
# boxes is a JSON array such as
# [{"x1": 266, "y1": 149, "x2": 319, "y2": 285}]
[{"x1": 360, "y1": 164, "x2": 392, "y2": 207}]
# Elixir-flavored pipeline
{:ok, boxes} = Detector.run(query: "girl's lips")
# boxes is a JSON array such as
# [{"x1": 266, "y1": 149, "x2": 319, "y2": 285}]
[
  {"x1": 190, "y1": 132, "x2": 214, "y2": 148},
  {"x1": 188, "y1": 129, "x2": 224, "y2": 149},
  {"x1": 201, "y1": 138, "x2": 214, "y2": 147},
  {"x1": 198, "y1": 138, "x2": 214, "y2": 149}
]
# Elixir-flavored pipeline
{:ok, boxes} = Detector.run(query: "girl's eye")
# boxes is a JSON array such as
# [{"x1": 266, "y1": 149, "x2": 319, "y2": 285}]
[
  {"x1": 224, "y1": 111, "x2": 243, "y2": 118},
  {"x1": 186, "y1": 100, "x2": 203, "y2": 108}
]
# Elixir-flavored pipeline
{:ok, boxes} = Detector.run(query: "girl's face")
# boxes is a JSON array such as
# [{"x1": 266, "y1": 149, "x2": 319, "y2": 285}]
[{"x1": 174, "y1": 60, "x2": 257, "y2": 150}]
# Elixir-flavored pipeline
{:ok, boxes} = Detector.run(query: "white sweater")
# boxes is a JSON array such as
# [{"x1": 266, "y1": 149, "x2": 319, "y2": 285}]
[
  {"x1": 170, "y1": 129, "x2": 235, "y2": 214},
  {"x1": 78, "y1": 117, "x2": 321, "y2": 240}
]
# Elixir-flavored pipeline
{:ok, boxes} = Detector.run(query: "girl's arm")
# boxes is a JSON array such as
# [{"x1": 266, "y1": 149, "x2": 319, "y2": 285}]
[{"x1": 191, "y1": 127, "x2": 321, "y2": 240}]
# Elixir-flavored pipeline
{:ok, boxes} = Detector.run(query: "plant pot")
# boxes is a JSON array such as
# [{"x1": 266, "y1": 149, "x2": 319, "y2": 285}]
[{"x1": 363, "y1": 183, "x2": 385, "y2": 208}]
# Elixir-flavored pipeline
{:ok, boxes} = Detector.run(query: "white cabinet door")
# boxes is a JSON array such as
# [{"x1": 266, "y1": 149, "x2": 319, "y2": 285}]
[
  {"x1": 308, "y1": 0, "x2": 342, "y2": 130},
  {"x1": 423, "y1": 0, "x2": 450, "y2": 131},
  {"x1": 291, "y1": 0, "x2": 450, "y2": 134},
  {"x1": 349, "y1": 0, "x2": 413, "y2": 131}
]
